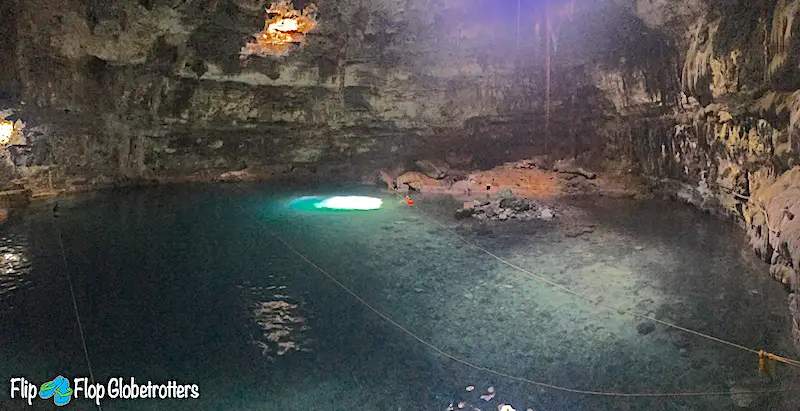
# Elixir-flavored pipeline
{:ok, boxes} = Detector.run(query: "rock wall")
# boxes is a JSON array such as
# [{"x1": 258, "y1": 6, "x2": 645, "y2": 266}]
[
  {"x1": 0, "y1": 0, "x2": 694, "y2": 192},
  {"x1": 4, "y1": 0, "x2": 800, "y2": 343},
  {"x1": 0, "y1": 0, "x2": 634, "y2": 191},
  {"x1": 602, "y1": 0, "x2": 800, "y2": 347}
]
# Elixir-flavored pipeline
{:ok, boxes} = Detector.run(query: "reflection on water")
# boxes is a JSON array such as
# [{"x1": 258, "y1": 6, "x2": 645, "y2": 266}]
[
  {"x1": 0, "y1": 234, "x2": 32, "y2": 309},
  {"x1": 241, "y1": 281, "x2": 312, "y2": 360}
]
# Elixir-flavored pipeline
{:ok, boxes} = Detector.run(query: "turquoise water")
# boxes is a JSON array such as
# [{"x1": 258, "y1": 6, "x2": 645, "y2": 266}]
[{"x1": 0, "y1": 183, "x2": 798, "y2": 410}]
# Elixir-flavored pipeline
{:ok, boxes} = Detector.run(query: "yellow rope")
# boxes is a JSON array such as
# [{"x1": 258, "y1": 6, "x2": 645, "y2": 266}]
[
  {"x1": 397, "y1": 192, "x2": 800, "y2": 369},
  {"x1": 259, "y1": 214, "x2": 800, "y2": 397}
]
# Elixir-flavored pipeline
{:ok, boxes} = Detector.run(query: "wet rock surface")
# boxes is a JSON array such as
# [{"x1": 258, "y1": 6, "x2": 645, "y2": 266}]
[
  {"x1": 742, "y1": 167, "x2": 800, "y2": 346},
  {"x1": 507, "y1": 156, "x2": 600, "y2": 196},
  {"x1": 455, "y1": 190, "x2": 557, "y2": 221}
]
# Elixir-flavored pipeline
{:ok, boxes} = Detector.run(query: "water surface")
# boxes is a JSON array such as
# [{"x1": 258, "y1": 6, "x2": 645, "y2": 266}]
[{"x1": 0, "y1": 183, "x2": 797, "y2": 410}]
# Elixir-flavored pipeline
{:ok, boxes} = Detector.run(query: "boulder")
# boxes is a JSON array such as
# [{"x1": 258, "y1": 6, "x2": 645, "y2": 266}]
[
  {"x1": 498, "y1": 188, "x2": 514, "y2": 198},
  {"x1": 553, "y1": 158, "x2": 597, "y2": 179},
  {"x1": 770, "y1": 264, "x2": 797, "y2": 288},
  {"x1": 396, "y1": 171, "x2": 441, "y2": 192},
  {"x1": 415, "y1": 160, "x2": 448, "y2": 179},
  {"x1": 509, "y1": 155, "x2": 554, "y2": 170},
  {"x1": 450, "y1": 179, "x2": 470, "y2": 193}
]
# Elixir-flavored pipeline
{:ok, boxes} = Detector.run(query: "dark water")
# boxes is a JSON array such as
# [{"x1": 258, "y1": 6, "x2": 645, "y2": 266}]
[{"x1": 0, "y1": 183, "x2": 798, "y2": 411}]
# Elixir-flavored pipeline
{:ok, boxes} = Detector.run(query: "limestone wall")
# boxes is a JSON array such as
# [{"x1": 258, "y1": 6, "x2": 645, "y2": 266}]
[
  {"x1": 603, "y1": 0, "x2": 800, "y2": 347},
  {"x1": 1, "y1": 0, "x2": 666, "y2": 190},
  {"x1": 0, "y1": 0, "x2": 544, "y2": 186}
]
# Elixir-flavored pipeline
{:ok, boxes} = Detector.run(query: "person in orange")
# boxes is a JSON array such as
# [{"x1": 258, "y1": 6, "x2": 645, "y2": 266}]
[{"x1": 404, "y1": 195, "x2": 414, "y2": 206}]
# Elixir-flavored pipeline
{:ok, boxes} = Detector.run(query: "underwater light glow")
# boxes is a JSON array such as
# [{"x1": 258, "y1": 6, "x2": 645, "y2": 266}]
[{"x1": 314, "y1": 196, "x2": 382, "y2": 210}]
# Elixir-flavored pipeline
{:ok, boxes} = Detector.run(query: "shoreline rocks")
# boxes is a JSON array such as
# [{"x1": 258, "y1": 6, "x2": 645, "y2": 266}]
[
  {"x1": 379, "y1": 155, "x2": 609, "y2": 199},
  {"x1": 743, "y1": 167, "x2": 800, "y2": 347}
]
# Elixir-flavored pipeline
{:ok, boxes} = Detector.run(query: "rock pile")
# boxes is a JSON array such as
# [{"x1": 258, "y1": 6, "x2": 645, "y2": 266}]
[
  {"x1": 559, "y1": 171, "x2": 598, "y2": 195},
  {"x1": 455, "y1": 191, "x2": 556, "y2": 221}
]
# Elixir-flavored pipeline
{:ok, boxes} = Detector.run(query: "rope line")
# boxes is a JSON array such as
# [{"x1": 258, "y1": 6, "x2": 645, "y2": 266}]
[
  {"x1": 261, "y1": 218, "x2": 800, "y2": 397},
  {"x1": 54, "y1": 216, "x2": 103, "y2": 411},
  {"x1": 396, "y1": 192, "x2": 800, "y2": 368}
]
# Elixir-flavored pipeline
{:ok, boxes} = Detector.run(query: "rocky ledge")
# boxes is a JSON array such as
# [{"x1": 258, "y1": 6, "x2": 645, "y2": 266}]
[{"x1": 378, "y1": 155, "x2": 618, "y2": 201}]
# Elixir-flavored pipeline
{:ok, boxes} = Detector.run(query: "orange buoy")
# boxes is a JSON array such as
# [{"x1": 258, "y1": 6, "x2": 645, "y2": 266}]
[{"x1": 405, "y1": 195, "x2": 414, "y2": 206}]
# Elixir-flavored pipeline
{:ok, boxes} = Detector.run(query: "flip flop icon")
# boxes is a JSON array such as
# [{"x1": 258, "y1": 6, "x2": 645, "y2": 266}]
[
  {"x1": 54, "y1": 384, "x2": 73, "y2": 406},
  {"x1": 39, "y1": 376, "x2": 67, "y2": 399}
]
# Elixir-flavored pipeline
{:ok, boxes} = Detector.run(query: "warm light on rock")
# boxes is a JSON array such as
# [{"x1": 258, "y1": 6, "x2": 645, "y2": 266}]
[
  {"x1": 0, "y1": 119, "x2": 13, "y2": 147},
  {"x1": 240, "y1": 1, "x2": 318, "y2": 58}
]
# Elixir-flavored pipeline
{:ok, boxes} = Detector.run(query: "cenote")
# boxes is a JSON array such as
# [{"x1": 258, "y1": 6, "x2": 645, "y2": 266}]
[
  {"x1": 0, "y1": 183, "x2": 799, "y2": 411},
  {"x1": 3, "y1": 0, "x2": 800, "y2": 409}
]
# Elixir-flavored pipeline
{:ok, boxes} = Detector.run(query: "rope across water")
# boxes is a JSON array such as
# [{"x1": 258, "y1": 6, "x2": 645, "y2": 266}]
[
  {"x1": 397, "y1": 192, "x2": 800, "y2": 368},
  {"x1": 54, "y1": 212, "x2": 103, "y2": 411},
  {"x1": 259, "y1": 193, "x2": 800, "y2": 397}
]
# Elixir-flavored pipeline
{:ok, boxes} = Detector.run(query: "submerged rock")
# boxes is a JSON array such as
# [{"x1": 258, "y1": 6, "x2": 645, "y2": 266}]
[
  {"x1": 454, "y1": 207, "x2": 475, "y2": 220},
  {"x1": 728, "y1": 379, "x2": 765, "y2": 408},
  {"x1": 671, "y1": 335, "x2": 691, "y2": 350},
  {"x1": 565, "y1": 225, "x2": 595, "y2": 237},
  {"x1": 636, "y1": 322, "x2": 656, "y2": 335}
]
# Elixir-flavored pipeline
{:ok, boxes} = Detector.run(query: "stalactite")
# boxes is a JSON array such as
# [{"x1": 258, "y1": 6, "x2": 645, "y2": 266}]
[
  {"x1": 681, "y1": 20, "x2": 718, "y2": 95},
  {"x1": 768, "y1": 0, "x2": 800, "y2": 78}
]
